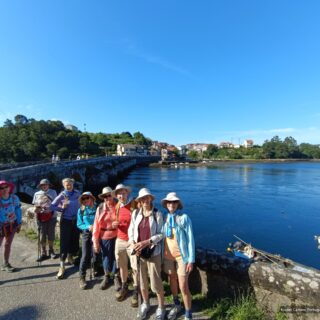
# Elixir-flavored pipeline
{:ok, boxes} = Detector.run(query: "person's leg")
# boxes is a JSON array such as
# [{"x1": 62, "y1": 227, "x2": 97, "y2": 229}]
[
  {"x1": 4, "y1": 230, "x2": 16, "y2": 264},
  {"x1": 70, "y1": 220, "x2": 80, "y2": 257},
  {"x1": 40, "y1": 222, "x2": 47, "y2": 256},
  {"x1": 149, "y1": 255, "x2": 165, "y2": 308},
  {"x1": 100, "y1": 239, "x2": 113, "y2": 290},
  {"x1": 57, "y1": 219, "x2": 72, "y2": 279},
  {"x1": 164, "y1": 259, "x2": 182, "y2": 320},
  {"x1": 79, "y1": 232, "x2": 91, "y2": 289},
  {"x1": 115, "y1": 239, "x2": 129, "y2": 301},
  {"x1": 48, "y1": 217, "x2": 58, "y2": 258},
  {"x1": 177, "y1": 260, "x2": 192, "y2": 319}
]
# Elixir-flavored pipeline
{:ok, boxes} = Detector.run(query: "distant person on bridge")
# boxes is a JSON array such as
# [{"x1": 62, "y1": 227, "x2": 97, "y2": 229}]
[
  {"x1": 0, "y1": 180, "x2": 22, "y2": 273},
  {"x1": 77, "y1": 191, "x2": 97, "y2": 290},
  {"x1": 128, "y1": 188, "x2": 166, "y2": 320},
  {"x1": 92, "y1": 186, "x2": 118, "y2": 290},
  {"x1": 162, "y1": 192, "x2": 195, "y2": 320},
  {"x1": 32, "y1": 179, "x2": 58, "y2": 262},
  {"x1": 113, "y1": 183, "x2": 138, "y2": 307},
  {"x1": 51, "y1": 178, "x2": 81, "y2": 279}
]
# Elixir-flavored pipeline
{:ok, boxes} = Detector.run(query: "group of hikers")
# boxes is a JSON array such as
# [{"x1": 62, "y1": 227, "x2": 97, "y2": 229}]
[{"x1": 0, "y1": 178, "x2": 195, "y2": 320}]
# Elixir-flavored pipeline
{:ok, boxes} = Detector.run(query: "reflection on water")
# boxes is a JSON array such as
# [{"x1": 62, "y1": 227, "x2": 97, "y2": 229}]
[{"x1": 123, "y1": 162, "x2": 320, "y2": 269}]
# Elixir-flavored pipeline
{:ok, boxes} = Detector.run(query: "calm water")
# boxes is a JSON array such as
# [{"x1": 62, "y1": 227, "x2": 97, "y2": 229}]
[{"x1": 122, "y1": 162, "x2": 320, "y2": 269}]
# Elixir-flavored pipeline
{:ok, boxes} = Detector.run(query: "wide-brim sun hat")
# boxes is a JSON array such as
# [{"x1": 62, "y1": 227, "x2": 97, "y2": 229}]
[
  {"x1": 161, "y1": 192, "x2": 183, "y2": 209},
  {"x1": 79, "y1": 191, "x2": 96, "y2": 203},
  {"x1": 98, "y1": 186, "x2": 114, "y2": 200},
  {"x1": 37, "y1": 179, "x2": 51, "y2": 188},
  {"x1": 0, "y1": 180, "x2": 15, "y2": 195},
  {"x1": 136, "y1": 188, "x2": 155, "y2": 202},
  {"x1": 114, "y1": 183, "x2": 132, "y2": 195}
]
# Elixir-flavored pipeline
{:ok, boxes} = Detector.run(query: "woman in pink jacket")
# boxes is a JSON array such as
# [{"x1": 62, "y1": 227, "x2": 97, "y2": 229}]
[{"x1": 92, "y1": 186, "x2": 118, "y2": 290}]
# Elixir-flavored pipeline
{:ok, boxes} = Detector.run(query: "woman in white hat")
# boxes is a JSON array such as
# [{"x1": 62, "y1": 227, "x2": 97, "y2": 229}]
[
  {"x1": 77, "y1": 191, "x2": 97, "y2": 290},
  {"x1": 32, "y1": 179, "x2": 58, "y2": 261},
  {"x1": 161, "y1": 192, "x2": 195, "y2": 320},
  {"x1": 92, "y1": 186, "x2": 118, "y2": 290},
  {"x1": 113, "y1": 183, "x2": 138, "y2": 307},
  {"x1": 128, "y1": 188, "x2": 166, "y2": 320}
]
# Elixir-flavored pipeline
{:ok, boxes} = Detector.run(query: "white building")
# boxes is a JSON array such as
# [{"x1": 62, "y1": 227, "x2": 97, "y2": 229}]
[
  {"x1": 243, "y1": 139, "x2": 254, "y2": 148},
  {"x1": 117, "y1": 144, "x2": 148, "y2": 156}
]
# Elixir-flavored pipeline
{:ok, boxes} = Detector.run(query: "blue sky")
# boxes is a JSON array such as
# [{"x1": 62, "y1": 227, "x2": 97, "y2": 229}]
[{"x1": 0, "y1": 1, "x2": 320, "y2": 146}]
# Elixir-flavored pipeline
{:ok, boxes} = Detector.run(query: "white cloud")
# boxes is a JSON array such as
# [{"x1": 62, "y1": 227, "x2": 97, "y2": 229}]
[{"x1": 122, "y1": 40, "x2": 192, "y2": 78}]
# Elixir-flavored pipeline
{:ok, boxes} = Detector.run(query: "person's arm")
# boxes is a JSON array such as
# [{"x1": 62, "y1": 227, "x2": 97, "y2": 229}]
[
  {"x1": 185, "y1": 215, "x2": 195, "y2": 273},
  {"x1": 92, "y1": 207, "x2": 101, "y2": 252},
  {"x1": 150, "y1": 209, "x2": 164, "y2": 245},
  {"x1": 128, "y1": 209, "x2": 136, "y2": 244},
  {"x1": 76, "y1": 208, "x2": 87, "y2": 231},
  {"x1": 50, "y1": 193, "x2": 64, "y2": 212}
]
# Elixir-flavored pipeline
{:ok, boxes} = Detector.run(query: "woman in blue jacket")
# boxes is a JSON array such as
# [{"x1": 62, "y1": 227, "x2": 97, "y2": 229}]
[
  {"x1": 162, "y1": 192, "x2": 195, "y2": 320},
  {"x1": 77, "y1": 191, "x2": 97, "y2": 290}
]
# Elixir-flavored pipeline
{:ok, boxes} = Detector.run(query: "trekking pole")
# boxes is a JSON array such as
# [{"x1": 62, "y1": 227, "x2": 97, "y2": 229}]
[
  {"x1": 136, "y1": 255, "x2": 141, "y2": 308},
  {"x1": 37, "y1": 225, "x2": 41, "y2": 267}
]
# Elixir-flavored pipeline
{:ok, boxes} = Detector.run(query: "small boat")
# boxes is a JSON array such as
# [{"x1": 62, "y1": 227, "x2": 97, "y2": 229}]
[{"x1": 227, "y1": 235, "x2": 315, "y2": 273}]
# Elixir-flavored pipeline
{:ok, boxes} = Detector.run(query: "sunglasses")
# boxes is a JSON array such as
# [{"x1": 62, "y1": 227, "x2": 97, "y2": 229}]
[
  {"x1": 103, "y1": 194, "x2": 112, "y2": 199},
  {"x1": 0, "y1": 186, "x2": 9, "y2": 190},
  {"x1": 167, "y1": 201, "x2": 179, "y2": 204},
  {"x1": 82, "y1": 196, "x2": 90, "y2": 201}
]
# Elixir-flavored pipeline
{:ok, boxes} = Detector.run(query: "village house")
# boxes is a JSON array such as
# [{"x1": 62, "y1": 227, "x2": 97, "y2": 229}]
[
  {"x1": 186, "y1": 143, "x2": 209, "y2": 152},
  {"x1": 116, "y1": 144, "x2": 148, "y2": 156},
  {"x1": 243, "y1": 139, "x2": 254, "y2": 148},
  {"x1": 219, "y1": 141, "x2": 234, "y2": 148}
]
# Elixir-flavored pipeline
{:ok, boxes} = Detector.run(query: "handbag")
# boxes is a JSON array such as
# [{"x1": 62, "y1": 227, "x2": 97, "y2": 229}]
[{"x1": 140, "y1": 246, "x2": 156, "y2": 259}]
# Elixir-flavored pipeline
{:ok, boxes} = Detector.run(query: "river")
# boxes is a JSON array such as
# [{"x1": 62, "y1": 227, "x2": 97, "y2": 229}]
[{"x1": 122, "y1": 162, "x2": 320, "y2": 269}]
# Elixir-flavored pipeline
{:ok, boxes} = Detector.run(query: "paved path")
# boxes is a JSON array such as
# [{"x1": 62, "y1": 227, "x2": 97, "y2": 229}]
[{"x1": 0, "y1": 235, "x2": 207, "y2": 320}]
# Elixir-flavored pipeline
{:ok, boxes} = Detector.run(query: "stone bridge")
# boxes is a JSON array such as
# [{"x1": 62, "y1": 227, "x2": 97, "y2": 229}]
[{"x1": 0, "y1": 156, "x2": 160, "y2": 201}]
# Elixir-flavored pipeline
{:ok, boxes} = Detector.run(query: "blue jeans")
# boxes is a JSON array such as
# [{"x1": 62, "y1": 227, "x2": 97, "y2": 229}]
[{"x1": 100, "y1": 238, "x2": 116, "y2": 273}]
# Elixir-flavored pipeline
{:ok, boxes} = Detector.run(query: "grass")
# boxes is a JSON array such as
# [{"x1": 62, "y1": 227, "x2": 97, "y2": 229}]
[{"x1": 164, "y1": 288, "x2": 288, "y2": 320}]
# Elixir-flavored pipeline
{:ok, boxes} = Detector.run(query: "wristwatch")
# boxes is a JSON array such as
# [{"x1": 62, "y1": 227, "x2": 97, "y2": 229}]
[{"x1": 149, "y1": 239, "x2": 153, "y2": 245}]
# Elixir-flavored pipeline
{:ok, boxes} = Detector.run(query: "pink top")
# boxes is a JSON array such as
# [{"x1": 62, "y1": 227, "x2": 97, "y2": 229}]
[{"x1": 92, "y1": 203, "x2": 117, "y2": 249}]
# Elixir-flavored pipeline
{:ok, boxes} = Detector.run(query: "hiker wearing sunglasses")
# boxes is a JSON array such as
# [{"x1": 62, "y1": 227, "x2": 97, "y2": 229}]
[
  {"x1": 162, "y1": 192, "x2": 195, "y2": 320},
  {"x1": 77, "y1": 191, "x2": 97, "y2": 290}
]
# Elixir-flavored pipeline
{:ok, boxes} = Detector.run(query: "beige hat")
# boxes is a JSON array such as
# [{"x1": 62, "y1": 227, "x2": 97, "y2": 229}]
[
  {"x1": 161, "y1": 192, "x2": 183, "y2": 209},
  {"x1": 135, "y1": 188, "x2": 155, "y2": 202},
  {"x1": 114, "y1": 184, "x2": 132, "y2": 195},
  {"x1": 79, "y1": 191, "x2": 96, "y2": 203},
  {"x1": 98, "y1": 186, "x2": 114, "y2": 200}
]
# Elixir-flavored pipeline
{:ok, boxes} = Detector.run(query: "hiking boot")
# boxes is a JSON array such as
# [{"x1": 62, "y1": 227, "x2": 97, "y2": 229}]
[
  {"x1": 167, "y1": 304, "x2": 183, "y2": 320},
  {"x1": 114, "y1": 274, "x2": 121, "y2": 291},
  {"x1": 131, "y1": 286, "x2": 138, "y2": 308},
  {"x1": 79, "y1": 276, "x2": 87, "y2": 290},
  {"x1": 1, "y1": 263, "x2": 15, "y2": 273},
  {"x1": 56, "y1": 266, "x2": 65, "y2": 280},
  {"x1": 155, "y1": 307, "x2": 166, "y2": 320},
  {"x1": 115, "y1": 282, "x2": 128, "y2": 301},
  {"x1": 136, "y1": 302, "x2": 150, "y2": 320},
  {"x1": 100, "y1": 274, "x2": 110, "y2": 290},
  {"x1": 49, "y1": 249, "x2": 59, "y2": 259},
  {"x1": 36, "y1": 253, "x2": 49, "y2": 262}
]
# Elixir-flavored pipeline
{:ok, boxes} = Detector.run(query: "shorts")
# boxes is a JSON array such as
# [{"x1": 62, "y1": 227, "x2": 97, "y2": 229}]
[
  {"x1": 115, "y1": 238, "x2": 137, "y2": 271},
  {"x1": 139, "y1": 254, "x2": 163, "y2": 293},
  {"x1": 163, "y1": 258, "x2": 187, "y2": 277}
]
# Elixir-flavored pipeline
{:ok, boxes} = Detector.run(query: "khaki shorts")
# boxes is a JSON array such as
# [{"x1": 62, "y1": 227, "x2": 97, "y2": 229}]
[
  {"x1": 115, "y1": 238, "x2": 137, "y2": 271},
  {"x1": 163, "y1": 258, "x2": 187, "y2": 277},
  {"x1": 139, "y1": 254, "x2": 163, "y2": 294}
]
